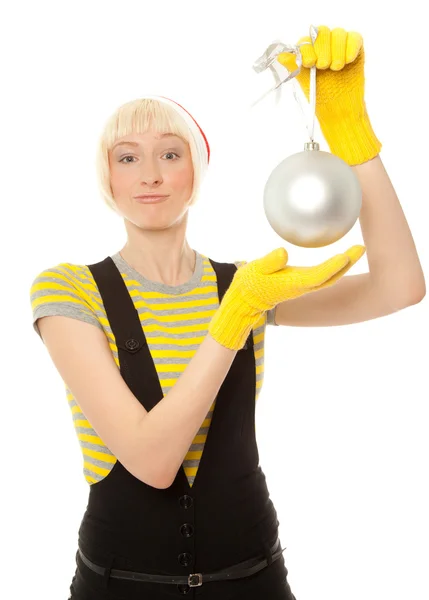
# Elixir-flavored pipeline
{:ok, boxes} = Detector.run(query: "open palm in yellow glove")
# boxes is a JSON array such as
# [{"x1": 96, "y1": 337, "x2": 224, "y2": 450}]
[
  {"x1": 277, "y1": 25, "x2": 381, "y2": 166},
  {"x1": 209, "y1": 244, "x2": 366, "y2": 350}
]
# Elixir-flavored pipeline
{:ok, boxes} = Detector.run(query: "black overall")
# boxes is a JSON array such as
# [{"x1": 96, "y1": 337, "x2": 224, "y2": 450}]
[{"x1": 69, "y1": 256, "x2": 297, "y2": 600}]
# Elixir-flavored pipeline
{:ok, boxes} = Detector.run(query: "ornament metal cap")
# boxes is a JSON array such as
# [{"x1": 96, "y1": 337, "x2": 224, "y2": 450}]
[{"x1": 304, "y1": 141, "x2": 320, "y2": 151}]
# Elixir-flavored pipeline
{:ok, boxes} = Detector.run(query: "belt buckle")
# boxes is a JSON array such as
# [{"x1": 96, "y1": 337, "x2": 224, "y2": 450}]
[{"x1": 188, "y1": 573, "x2": 203, "y2": 587}]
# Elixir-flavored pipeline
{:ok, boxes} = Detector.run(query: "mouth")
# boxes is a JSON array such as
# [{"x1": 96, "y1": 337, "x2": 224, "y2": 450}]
[{"x1": 134, "y1": 195, "x2": 169, "y2": 204}]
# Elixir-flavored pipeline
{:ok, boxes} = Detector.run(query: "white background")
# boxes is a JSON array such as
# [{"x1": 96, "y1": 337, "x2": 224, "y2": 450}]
[{"x1": 1, "y1": 1, "x2": 428, "y2": 599}]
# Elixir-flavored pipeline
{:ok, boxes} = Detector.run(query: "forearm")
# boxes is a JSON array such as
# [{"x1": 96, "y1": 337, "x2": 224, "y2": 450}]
[
  {"x1": 137, "y1": 333, "x2": 237, "y2": 488},
  {"x1": 353, "y1": 155, "x2": 426, "y2": 302}
]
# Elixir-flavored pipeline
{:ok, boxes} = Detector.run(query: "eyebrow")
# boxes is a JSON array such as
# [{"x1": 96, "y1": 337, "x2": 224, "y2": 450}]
[{"x1": 112, "y1": 134, "x2": 180, "y2": 150}]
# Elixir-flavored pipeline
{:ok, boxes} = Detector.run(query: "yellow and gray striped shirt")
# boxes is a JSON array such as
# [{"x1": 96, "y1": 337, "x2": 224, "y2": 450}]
[{"x1": 30, "y1": 250, "x2": 277, "y2": 488}]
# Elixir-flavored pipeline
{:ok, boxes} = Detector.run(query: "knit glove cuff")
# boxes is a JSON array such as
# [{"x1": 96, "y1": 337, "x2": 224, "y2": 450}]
[
  {"x1": 208, "y1": 287, "x2": 261, "y2": 351},
  {"x1": 317, "y1": 88, "x2": 382, "y2": 165}
]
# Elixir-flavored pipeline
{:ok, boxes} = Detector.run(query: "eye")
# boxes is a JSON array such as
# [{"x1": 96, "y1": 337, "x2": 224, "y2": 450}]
[
  {"x1": 118, "y1": 152, "x2": 180, "y2": 164},
  {"x1": 164, "y1": 152, "x2": 180, "y2": 160}
]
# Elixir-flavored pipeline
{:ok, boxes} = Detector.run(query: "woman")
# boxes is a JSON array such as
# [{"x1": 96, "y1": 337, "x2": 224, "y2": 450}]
[{"x1": 30, "y1": 27, "x2": 425, "y2": 600}]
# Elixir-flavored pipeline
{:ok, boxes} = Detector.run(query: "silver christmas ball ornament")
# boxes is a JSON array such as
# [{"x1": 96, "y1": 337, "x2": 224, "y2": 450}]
[{"x1": 263, "y1": 142, "x2": 362, "y2": 248}]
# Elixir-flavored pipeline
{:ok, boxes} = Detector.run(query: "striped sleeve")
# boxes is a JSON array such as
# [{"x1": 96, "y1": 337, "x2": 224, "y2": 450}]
[
  {"x1": 233, "y1": 260, "x2": 278, "y2": 326},
  {"x1": 266, "y1": 305, "x2": 277, "y2": 326},
  {"x1": 29, "y1": 263, "x2": 103, "y2": 340}
]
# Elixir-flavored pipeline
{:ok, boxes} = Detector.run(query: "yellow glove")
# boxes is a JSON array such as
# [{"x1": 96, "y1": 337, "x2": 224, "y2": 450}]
[
  {"x1": 277, "y1": 25, "x2": 382, "y2": 166},
  {"x1": 209, "y1": 245, "x2": 366, "y2": 350}
]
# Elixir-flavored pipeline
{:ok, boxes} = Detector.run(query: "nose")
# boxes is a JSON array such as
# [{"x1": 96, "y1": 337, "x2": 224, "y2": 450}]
[
  {"x1": 139, "y1": 157, "x2": 163, "y2": 185},
  {"x1": 141, "y1": 175, "x2": 161, "y2": 185}
]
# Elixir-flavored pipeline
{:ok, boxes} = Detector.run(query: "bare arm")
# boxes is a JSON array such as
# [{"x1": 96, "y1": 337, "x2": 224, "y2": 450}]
[
  {"x1": 273, "y1": 272, "x2": 424, "y2": 327},
  {"x1": 38, "y1": 315, "x2": 237, "y2": 489}
]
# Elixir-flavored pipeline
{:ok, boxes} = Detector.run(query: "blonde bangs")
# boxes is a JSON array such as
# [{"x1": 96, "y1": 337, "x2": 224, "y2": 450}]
[
  {"x1": 96, "y1": 98, "x2": 203, "y2": 213},
  {"x1": 104, "y1": 98, "x2": 192, "y2": 148}
]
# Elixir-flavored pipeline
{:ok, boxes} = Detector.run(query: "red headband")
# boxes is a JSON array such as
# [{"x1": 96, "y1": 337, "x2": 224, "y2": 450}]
[{"x1": 157, "y1": 95, "x2": 211, "y2": 164}]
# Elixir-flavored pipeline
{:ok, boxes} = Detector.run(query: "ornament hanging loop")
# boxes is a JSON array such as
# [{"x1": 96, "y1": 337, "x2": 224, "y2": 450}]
[
  {"x1": 250, "y1": 25, "x2": 319, "y2": 143},
  {"x1": 250, "y1": 40, "x2": 303, "y2": 108}
]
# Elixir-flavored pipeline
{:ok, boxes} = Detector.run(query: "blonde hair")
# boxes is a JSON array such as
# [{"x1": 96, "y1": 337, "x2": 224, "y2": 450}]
[{"x1": 95, "y1": 97, "x2": 207, "y2": 214}]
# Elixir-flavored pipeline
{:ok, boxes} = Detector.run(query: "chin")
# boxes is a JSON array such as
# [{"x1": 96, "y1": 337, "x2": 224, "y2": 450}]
[{"x1": 128, "y1": 212, "x2": 189, "y2": 231}]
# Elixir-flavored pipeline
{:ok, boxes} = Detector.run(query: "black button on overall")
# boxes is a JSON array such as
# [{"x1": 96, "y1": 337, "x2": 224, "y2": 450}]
[{"x1": 71, "y1": 256, "x2": 292, "y2": 599}]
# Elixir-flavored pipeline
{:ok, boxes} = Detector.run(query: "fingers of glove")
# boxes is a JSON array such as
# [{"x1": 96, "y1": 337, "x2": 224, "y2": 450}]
[
  {"x1": 296, "y1": 35, "x2": 316, "y2": 68},
  {"x1": 346, "y1": 31, "x2": 363, "y2": 64},
  {"x1": 277, "y1": 51, "x2": 299, "y2": 73},
  {"x1": 343, "y1": 244, "x2": 366, "y2": 264},
  {"x1": 275, "y1": 254, "x2": 350, "y2": 290},
  {"x1": 252, "y1": 247, "x2": 289, "y2": 275},
  {"x1": 313, "y1": 245, "x2": 366, "y2": 288},
  {"x1": 316, "y1": 258, "x2": 355, "y2": 288},
  {"x1": 306, "y1": 254, "x2": 351, "y2": 288},
  {"x1": 312, "y1": 254, "x2": 353, "y2": 287},
  {"x1": 331, "y1": 28, "x2": 347, "y2": 71},
  {"x1": 295, "y1": 26, "x2": 360, "y2": 71},
  {"x1": 313, "y1": 25, "x2": 331, "y2": 69}
]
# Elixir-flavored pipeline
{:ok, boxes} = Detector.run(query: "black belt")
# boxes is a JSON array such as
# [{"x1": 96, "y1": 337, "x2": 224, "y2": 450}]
[{"x1": 77, "y1": 539, "x2": 285, "y2": 588}]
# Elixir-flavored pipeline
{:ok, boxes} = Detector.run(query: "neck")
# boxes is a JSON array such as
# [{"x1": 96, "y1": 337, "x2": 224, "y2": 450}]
[{"x1": 120, "y1": 217, "x2": 196, "y2": 286}]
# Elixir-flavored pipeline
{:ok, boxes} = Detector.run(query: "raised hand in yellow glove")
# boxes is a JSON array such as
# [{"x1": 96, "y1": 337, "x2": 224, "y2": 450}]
[
  {"x1": 209, "y1": 244, "x2": 365, "y2": 350},
  {"x1": 277, "y1": 25, "x2": 382, "y2": 166}
]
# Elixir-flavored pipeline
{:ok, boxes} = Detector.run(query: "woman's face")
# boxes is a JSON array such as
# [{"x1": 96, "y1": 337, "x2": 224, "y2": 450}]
[{"x1": 108, "y1": 130, "x2": 194, "y2": 230}]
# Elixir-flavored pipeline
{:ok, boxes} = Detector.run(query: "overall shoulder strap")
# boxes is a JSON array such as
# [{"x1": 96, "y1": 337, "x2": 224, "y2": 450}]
[{"x1": 86, "y1": 256, "x2": 163, "y2": 410}]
